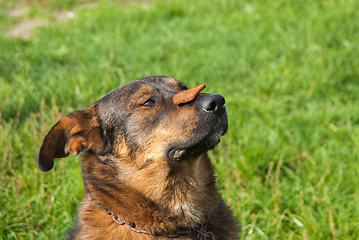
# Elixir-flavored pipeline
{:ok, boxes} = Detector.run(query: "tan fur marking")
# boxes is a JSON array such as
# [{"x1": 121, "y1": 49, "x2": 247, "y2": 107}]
[{"x1": 64, "y1": 135, "x2": 86, "y2": 155}]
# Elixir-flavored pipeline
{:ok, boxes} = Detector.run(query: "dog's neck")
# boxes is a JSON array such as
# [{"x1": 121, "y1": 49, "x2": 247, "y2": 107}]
[
  {"x1": 103, "y1": 207, "x2": 214, "y2": 238},
  {"x1": 80, "y1": 152, "x2": 219, "y2": 233}
]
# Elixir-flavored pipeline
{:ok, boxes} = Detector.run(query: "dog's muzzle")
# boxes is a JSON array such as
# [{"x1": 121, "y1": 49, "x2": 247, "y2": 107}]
[{"x1": 168, "y1": 93, "x2": 228, "y2": 162}]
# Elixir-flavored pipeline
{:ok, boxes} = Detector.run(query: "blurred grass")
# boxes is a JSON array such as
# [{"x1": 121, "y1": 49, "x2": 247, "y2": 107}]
[{"x1": 1, "y1": 0, "x2": 359, "y2": 239}]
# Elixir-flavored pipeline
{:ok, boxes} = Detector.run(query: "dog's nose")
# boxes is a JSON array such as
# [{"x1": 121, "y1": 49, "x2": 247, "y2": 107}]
[{"x1": 201, "y1": 94, "x2": 226, "y2": 114}]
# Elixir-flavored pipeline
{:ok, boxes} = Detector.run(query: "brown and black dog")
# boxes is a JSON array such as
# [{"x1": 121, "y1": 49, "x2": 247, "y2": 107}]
[{"x1": 38, "y1": 76, "x2": 239, "y2": 239}]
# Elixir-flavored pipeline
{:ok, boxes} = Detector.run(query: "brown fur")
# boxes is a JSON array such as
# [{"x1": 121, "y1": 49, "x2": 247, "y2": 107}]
[{"x1": 38, "y1": 76, "x2": 239, "y2": 239}]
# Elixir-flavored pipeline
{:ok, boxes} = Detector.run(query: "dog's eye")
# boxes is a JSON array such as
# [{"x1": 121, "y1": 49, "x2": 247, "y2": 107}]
[
  {"x1": 182, "y1": 86, "x2": 189, "y2": 91},
  {"x1": 143, "y1": 99, "x2": 155, "y2": 106}
]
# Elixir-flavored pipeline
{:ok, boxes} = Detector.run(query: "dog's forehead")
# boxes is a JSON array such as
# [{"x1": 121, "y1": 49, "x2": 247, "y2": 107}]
[
  {"x1": 96, "y1": 76, "x2": 183, "y2": 121},
  {"x1": 137, "y1": 76, "x2": 178, "y2": 85},
  {"x1": 100, "y1": 76, "x2": 181, "y2": 101},
  {"x1": 136, "y1": 76, "x2": 184, "y2": 92}
]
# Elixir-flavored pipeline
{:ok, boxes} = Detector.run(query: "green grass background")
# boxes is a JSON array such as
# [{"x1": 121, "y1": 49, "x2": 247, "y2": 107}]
[{"x1": 1, "y1": 0, "x2": 359, "y2": 239}]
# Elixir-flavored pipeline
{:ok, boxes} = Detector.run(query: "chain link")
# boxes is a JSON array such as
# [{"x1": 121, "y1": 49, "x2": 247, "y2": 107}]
[{"x1": 104, "y1": 208, "x2": 215, "y2": 239}]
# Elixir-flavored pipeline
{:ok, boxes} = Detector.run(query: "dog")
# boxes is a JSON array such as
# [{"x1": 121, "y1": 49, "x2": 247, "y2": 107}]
[{"x1": 38, "y1": 76, "x2": 239, "y2": 239}]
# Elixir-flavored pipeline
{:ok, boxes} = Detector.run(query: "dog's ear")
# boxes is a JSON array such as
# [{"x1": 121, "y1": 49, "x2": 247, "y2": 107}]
[{"x1": 38, "y1": 105, "x2": 107, "y2": 172}]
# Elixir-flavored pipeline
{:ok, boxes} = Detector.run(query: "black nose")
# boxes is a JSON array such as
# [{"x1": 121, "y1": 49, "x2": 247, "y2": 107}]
[{"x1": 201, "y1": 94, "x2": 226, "y2": 114}]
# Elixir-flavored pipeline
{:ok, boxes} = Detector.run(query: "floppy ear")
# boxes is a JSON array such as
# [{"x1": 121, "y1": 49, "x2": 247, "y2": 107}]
[{"x1": 37, "y1": 104, "x2": 107, "y2": 172}]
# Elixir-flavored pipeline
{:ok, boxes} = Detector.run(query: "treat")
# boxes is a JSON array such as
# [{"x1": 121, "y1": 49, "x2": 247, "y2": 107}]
[{"x1": 173, "y1": 84, "x2": 206, "y2": 105}]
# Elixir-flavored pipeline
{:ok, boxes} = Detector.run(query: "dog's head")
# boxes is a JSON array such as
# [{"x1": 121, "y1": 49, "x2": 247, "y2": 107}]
[{"x1": 38, "y1": 76, "x2": 228, "y2": 172}]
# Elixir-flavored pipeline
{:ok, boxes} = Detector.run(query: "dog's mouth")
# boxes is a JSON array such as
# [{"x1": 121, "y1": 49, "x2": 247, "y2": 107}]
[{"x1": 167, "y1": 122, "x2": 227, "y2": 162}]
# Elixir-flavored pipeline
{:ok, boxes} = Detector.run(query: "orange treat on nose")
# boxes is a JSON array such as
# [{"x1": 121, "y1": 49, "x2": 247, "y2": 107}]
[{"x1": 173, "y1": 84, "x2": 206, "y2": 105}]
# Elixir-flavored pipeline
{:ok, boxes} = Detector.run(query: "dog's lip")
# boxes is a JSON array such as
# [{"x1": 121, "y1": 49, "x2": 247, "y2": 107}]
[
  {"x1": 167, "y1": 125, "x2": 226, "y2": 162},
  {"x1": 168, "y1": 148, "x2": 188, "y2": 161}
]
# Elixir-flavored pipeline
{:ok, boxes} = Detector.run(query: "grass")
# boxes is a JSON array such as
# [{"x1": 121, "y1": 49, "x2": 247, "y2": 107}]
[{"x1": 1, "y1": 0, "x2": 359, "y2": 239}]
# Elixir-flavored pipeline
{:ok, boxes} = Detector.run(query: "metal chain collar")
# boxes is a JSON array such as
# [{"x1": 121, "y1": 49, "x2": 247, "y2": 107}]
[{"x1": 104, "y1": 208, "x2": 215, "y2": 239}]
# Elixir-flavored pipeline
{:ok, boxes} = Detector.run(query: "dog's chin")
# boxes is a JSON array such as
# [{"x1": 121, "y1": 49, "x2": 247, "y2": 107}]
[{"x1": 167, "y1": 125, "x2": 227, "y2": 163}]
